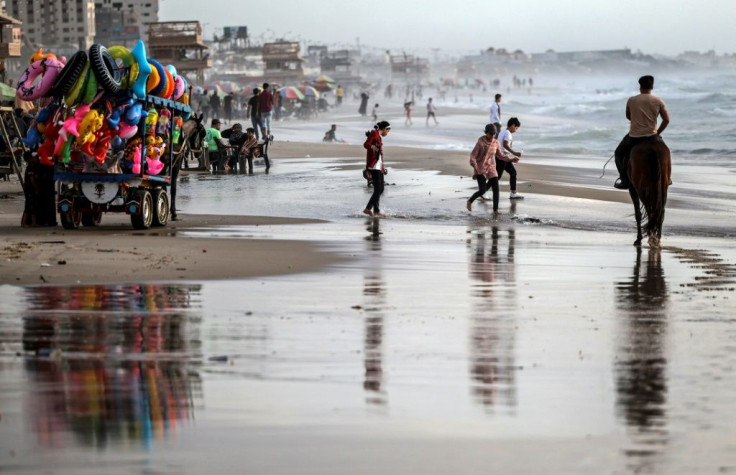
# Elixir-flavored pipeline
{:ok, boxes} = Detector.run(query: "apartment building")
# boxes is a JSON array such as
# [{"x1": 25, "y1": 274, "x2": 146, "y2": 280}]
[
  {"x1": 7, "y1": 0, "x2": 95, "y2": 55},
  {"x1": 94, "y1": 0, "x2": 158, "y2": 41}
]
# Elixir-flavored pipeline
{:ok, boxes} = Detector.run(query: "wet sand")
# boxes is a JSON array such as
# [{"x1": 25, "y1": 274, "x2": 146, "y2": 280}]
[{"x1": 2, "y1": 135, "x2": 736, "y2": 473}]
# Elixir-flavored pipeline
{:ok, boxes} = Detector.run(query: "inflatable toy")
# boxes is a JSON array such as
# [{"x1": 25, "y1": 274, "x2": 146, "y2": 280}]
[
  {"x1": 146, "y1": 59, "x2": 164, "y2": 94},
  {"x1": 108, "y1": 45, "x2": 139, "y2": 90},
  {"x1": 61, "y1": 104, "x2": 91, "y2": 139},
  {"x1": 16, "y1": 58, "x2": 64, "y2": 100},
  {"x1": 50, "y1": 50, "x2": 87, "y2": 98},
  {"x1": 30, "y1": 48, "x2": 57, "y2": 63},
  {"x1": 78, "y1": 109, "x2": 104, "y2": 145},
  {"x1": 172, "y1": 75, "x2": 187, "y2": 100},
  {"x1": 130, "y1": 40, "x2": 152, "y2": 100}
]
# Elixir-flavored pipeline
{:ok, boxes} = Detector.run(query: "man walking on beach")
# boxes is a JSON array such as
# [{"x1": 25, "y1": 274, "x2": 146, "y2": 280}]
[
  {"x1": 258, "y1": 83, "x2": 275, "y2": 140},
  {"x1": 247, "y1": 87, "x2": 261, "y2": 141},
  {"x1": 496, "y1": 117, "x2": 524, "y2": 200},
  {"x1": 490, "y1": 94, "x2": 502, "y2": 134},
  {"x1": 613, "y1": 75, "x2": 670, "y2": 189},
  {"x1": 426, "y1": 97, "x2": 438, "y2": 126}
]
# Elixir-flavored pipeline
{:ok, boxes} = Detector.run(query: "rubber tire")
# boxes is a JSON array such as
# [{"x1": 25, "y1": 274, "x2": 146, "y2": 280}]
[
  {"x1": 151, "y1": 189, "x2": 170, "y2": 227},
  {"x1": 81, "y1": 211, "x2": 102, "y2": 227},
  {"x1": 51, "y1": 51, "x2": 88, "y2": 98},
  {"x1": 131, "y1": 190, "x2": 153, "y2": 229},
  {"x1": 89, "y1": 44, "x2": 122, "y2": 94},
  {"x1": 60, "y1": 210, "x2": 82, "y2": 230}
]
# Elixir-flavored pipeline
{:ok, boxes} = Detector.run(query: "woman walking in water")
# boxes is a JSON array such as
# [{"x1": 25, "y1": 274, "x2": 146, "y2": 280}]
[
  {"x1": 363, "y1": 121, "x2": 391, "y2": 217},
  {"x1": 467, "y1": 124, "x2": 518, "y2": 215}
]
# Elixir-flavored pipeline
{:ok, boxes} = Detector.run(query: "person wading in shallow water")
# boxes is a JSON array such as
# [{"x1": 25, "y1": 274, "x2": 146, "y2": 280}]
[
  {"x1": 467, "y1": 124, "x2": 518, "y2": 215},
  {"x1": 613, "y1": 75, "x2": 670, "y2": 189},
  {"x1": 363, "y1": 121, "x2": 391, "y2": 217}
]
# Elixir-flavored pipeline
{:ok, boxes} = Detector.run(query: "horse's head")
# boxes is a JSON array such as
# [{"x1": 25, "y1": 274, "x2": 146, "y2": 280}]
[
  {"x1": 179, "y1": 113, "x2": 206, "y2": 150},
  {"x1": 189, "y1": 113, "x2": 206, "y2": 150}
]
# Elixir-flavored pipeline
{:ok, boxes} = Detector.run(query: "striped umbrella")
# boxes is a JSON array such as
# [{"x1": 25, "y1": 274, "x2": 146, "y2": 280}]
[{"x1": 278, "y1": 86, "x2": 305, "y2": 100}]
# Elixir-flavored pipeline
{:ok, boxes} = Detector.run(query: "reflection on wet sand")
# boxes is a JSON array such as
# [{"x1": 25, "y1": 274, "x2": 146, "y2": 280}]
[
  {"x1": 363, "y1": 218, "x2": 386, "y2": 407},
  {"x1": 467, "y1": 226, "x2": 517, "y2": 411},
  {"x1": 20, "y1": 284, "x2": 203, "y2": 449},
  {"x1": 614, "y1": 249, "x2": 670, "y2": 472}
]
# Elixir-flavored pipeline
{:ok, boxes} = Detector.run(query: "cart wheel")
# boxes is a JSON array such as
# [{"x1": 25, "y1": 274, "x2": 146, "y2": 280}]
[
  {"x1": 131, "y1": 190, "x2": 153, "y2": 229},
  {"x1": 152, "y1": 189, "x2": 170, "y2": 227},
  {"x1": 81, "y1": 210, "x2": 102, "y2": 227},
  {"x1": 60, "y1": 210, "x2": 82, "y2": 229}
]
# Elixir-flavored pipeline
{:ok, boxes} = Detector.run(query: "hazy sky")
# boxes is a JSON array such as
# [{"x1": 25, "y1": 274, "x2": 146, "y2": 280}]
[{"x1": 160, "y1": 0, "x2": 735, "y2": 56}]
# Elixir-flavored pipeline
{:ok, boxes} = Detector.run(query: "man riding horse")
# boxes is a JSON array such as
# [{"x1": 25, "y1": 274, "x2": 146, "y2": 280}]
[{"x1": 613, "y1": 75, "x2": 670, "y2": 189}]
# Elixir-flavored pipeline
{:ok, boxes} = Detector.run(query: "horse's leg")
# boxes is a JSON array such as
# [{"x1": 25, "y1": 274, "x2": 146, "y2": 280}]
[
  {"x1": 170, "y1": 159, "x2": 180, "y2": 221},
  {"x1": 629, "y1": 188, "x2": 642, "y2": 246}
]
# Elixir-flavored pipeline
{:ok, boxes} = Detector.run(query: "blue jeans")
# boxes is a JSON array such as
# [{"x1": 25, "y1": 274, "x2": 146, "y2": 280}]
[
  {"x1": 250, "y1": 115, "x2": 262, "y2": 140},
  {"x1": 259, "y1": 111, "x2": 272, "y2": 136}
]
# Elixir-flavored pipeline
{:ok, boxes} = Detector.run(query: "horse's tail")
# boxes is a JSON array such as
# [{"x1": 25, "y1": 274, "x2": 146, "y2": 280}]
[{"x1": 643, "y1": 144, "x2": 669, "y2": 236}]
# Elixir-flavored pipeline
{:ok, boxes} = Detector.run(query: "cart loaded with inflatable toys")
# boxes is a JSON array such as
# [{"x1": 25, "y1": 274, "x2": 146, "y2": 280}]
[{"x1": 16, "y1": 40, "x2": 193, "y2": 230}]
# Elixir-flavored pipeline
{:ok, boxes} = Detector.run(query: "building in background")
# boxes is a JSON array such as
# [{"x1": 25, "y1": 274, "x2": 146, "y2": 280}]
[
  {"x1": 94, "y1": 0, "x2": 159, "y2": 45},
  {"x1": 148, "y1": 21, "x2": 210, "y2": 84},
  {"x1": 94, "y1": 5, "x2": 142, "y2": 48},
  {"x1": 0, "y1": 9, "x2": 22, "y2": 84},
  {"x1": 7, "y1": 0, "x2": 95, "y2": 57}
]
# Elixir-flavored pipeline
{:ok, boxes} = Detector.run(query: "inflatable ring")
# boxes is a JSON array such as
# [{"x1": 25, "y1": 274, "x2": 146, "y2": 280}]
[
  {"x1": 108, "y1": 45, "x2": 139, "y2": 90},
  {"x1": 64, "y1": 62, "x2": 90, "y2": 107},
  {"x1": 172, "y1": 75, "x2": 186, "y2": 100},
  {"x1": 64, "y1": 63, "x2": 98, "y2": 107},
  {"x1": 130, "y1": 40, "x2": 151, "y2": 100},
  {"x1": 161, "y1": 64, "x2": 175, "y2": 98},
  {"x1": 89, "y1": 44, "x2": 122, "y2": 94},
  {"x1": 51, "y1": 51, "x2": 87, "y2": 98},
  {"x1": 166, "y1": 64, "x2": 177, "y2": 79},
  {"x1": 16, "y1": 58, "x2": 64, "y2": 101},
  {"x1": 147, "y1": 59, "x2": 166, "y2": 95}
]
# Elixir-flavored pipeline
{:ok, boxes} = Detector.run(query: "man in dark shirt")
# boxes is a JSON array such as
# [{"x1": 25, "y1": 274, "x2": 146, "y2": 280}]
[{"x1": 246, "y1": 88, "x2": 261, "y2": 140}]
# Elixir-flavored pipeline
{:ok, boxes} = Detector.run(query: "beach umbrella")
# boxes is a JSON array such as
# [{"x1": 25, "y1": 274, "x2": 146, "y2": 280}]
[
  {"x1": 217, "y1": 81, "x2": 240, "y2": 94},
  {"x1": 192, "y1": 85, "x2": 205, "y2": 94},
  {"x1": 205, "y1": 84, "x2": 226, "y2": 98},
  {"x1": 298, "y1": 85, "x2": 320, "y2": 97},
  {"x1": 278, "y1": 86, "x2": 305, "y2": 100},
  {"x1": 315, "y1": 74, "x2": 335, "y2": 85}
]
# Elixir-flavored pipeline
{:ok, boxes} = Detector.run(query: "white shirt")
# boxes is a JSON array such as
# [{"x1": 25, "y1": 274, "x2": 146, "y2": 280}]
[
  {"x1": 498, "y1": 129, "x2": 512, "y2": 155},
  {"x1": 490, "y1": 102, "x2": 501, "y2": 123},
  {"x1": 371, "y1": 155, "x2": 383, "y2": 171}
]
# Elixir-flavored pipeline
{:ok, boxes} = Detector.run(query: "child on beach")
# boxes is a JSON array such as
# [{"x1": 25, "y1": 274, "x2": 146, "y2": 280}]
[
  {"x1": 371, "y1": 103, "x2": 379, "y2": 122},
  {"x1": 363, "y1": 121, "x2": 391, "y2": 217},
  {"x1": 238, "y1": 128, "x2": 259, "y2": 174},
  {"x1": 496, "y1": 117, "x2": 524, "y2": 199},
  {"x1": 467, "y1": 124, "x2": 518, "y2": 214},
  {"x1": 404, "y1": 101, "x2": 413, "y2": 126}
]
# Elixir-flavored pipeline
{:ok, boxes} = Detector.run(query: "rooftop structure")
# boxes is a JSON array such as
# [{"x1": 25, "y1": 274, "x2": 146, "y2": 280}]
[
  {"x1": 147, "y1": 21, "x2": 211, "y2": 83},
  {"x1": 262, "y1": 41, "x2": 303, "y2": 84}
]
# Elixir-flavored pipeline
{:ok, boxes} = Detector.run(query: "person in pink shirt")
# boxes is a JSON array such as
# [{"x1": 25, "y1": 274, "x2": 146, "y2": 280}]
[
  {"x1": 467, "y1": 124, "x2": 518, "y2": 214},
  {"x1": 257, "y1": 82, "x2": 275, "y2": 139}
]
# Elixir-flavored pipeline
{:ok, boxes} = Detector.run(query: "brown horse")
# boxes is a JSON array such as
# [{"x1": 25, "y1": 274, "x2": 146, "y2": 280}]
[
  {"x1": 626, "y1": 140, "x2": 671, "y2": 248},
  {"x1": 169, "y1": 114, "x2": 206, "y2": 220}
]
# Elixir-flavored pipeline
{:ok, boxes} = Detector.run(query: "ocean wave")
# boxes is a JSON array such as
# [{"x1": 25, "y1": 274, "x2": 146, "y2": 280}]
[
  {"x1": 673, "y1": 148, "x2": 736, "y2": 156},
  {"x1": 530, "y1": 104, "x2": 609, "y2": 116},
  {"x1": 697, "y1": 92, "x2": 736, "y2": 104},
  {"x1": 431, "y1": 143, "x2": 472, "y2": 152},
  {"x1": 712, "y1": 107, "x2": 736, "y2": 117}
]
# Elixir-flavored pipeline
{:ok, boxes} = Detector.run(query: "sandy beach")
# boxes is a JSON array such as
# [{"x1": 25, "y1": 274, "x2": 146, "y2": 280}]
[{"x1": 2, "y1": 96, "x2": 736, "y2": 474}]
